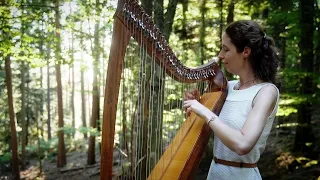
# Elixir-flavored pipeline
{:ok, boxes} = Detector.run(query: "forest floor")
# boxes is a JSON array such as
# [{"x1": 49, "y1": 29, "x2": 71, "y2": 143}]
[{"x1": 1, "y1": 115, "x2": 320, "y2": 180}]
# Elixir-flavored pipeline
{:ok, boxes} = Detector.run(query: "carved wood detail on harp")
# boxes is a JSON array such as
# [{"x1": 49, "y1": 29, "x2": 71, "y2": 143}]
[{"x1": 100, "y1": 0, "x2": 228, "y2": 179}]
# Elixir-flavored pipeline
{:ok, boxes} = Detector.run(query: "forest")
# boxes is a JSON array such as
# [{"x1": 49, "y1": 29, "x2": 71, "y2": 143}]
[{"x1": 0, "y1": 0, "x2": 320, "y2": 179}]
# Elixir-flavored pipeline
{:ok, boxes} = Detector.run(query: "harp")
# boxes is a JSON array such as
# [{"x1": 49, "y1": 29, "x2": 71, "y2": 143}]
[{"x1": 100, "y1": 0, "x2": 227, "y2": 179}]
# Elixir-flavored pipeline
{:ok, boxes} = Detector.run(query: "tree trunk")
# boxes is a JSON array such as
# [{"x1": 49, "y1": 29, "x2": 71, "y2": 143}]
[
  {"x1": 198, "y1": 0, "x2": 207, "y2": 93},
  {"x1": 55, "y1": 0, "x2": 66, "y2": 167},
  {"x1": 40, "y1": 67, "x2": 44, "y2": 138},
  {"x1": 46, "y1": 49, "x2": 52, "y2": 140},
  {"x1": 19, "y1": 4, "x2": 27, "y2": 168},
  {"x1": 70, "y1": 32, "x2": 75, "y2": 137},
  {"x1": 35, "y1": 104, "x2": 42, "y2": 173},
  {"x1": 5, "y1": 56, "x2": 21, "y2": 180},
  {"x1": 20, "y1": 62, "x2": 27, "y2": 170},
  {"x1": 80, "y1": 68, "x2": 87, "y2": 139},
  {"x1": 56, "y1": 64, "x2": 67, "y2": 167},
  {"x1": 199, "y1": 0, "x2": 207, "y2": 63},
  {"x1": 226, "y1": 1, "x2": 234, "y2": 24},
  {"x1": 181, "y1": 0, "x2": 188, "y2": 62},
  {"x1": 294, "y1": 0, "x2": 315, "y2": 155},
  {"x1": 87, "y1": 0, "x2": 101, "y2": 165},
  {"x1": 80, "y1": 23, "x2": 87, "y2": 139},
  {"x1": 218, "y1": 0, "x2": 223, "y2": 67},
  {"x1": 314, "y1": 0, "x2": 320, "y2": 73},
  {"x1": 163, "y1": 0, "x2": 179, "y2": 39},
  {"x1": 224, "y1": 0, "x2": 234, "y2": 80}
]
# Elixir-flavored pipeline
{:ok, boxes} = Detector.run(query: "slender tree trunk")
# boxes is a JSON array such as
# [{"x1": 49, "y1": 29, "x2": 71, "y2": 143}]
[
  {"x1": 219, "y1": 0, "x2": 223, "y2": 67},
  {"x1": 314, "y1": 0, "x2": 320, "y2": 73},
  {"x1": 81, "y1": 69, "x2": 87, "y2": 139},
  {"x1": 87, "y1": 0, "x2": 101, "y2": 165},
  {"x1": 70, "y1": 32, "x2": 75, "y2": 137},
  {"x1": 294, "y1": 0, "x2": 315, "y2": 155},
  {"x1": 199, "y1": 0, "x2": 206, "y2": 63},
  {"x1": 56, "y1": 64, "x2": 66, "y2": 167},
  {"x1": 226, "y1": 0, "x2": 234, "y2": 24},
  {"x1": 35, "y1": 104, "x2": 42, "y2": 173},
  {"x1": 47, "y1": 50, "x2": 51, "y2": 140},
  {"x1": 19, "y1": 3, "x2": 27, "y2": 168},
  {"x1": 39, "y1": 20, "x2": 45, "y2": 139},
  {"x1": 71, "y1": 65, "x2": 75, "y2": 134},
  {"x1": 163, "y1": 0, "x2": 179, "y2": 39},
  {"x1": 5, "y1": 56, "x2": 21, "y2": 180},
  {"x1": 181, "y1": 0, "x2": 188, "y2": 62},
  {"x1": 80, "y1": 23, "x2": 87, "y2": 139},
  {"x1": 40, "y1": 67, "x2": 44, "y2": 138},
  {"x1": 121, "y1": 77, "x2": 128, "y2": 153},
  {"x1": 26, "y1": 75, "x2": 30, "y2": 146},
  {"x1": 55, "y1": 0, "x2": 66, "y2": 167},
  {"x1": 20, "y1": 62, "x2": 27, "y2": 170},
  {"x1": 224, "y1": 0, "x2": 234, "y2": 80},
  {"x1": 198, "y1": 0, "x2": 207, "y2": 93}
]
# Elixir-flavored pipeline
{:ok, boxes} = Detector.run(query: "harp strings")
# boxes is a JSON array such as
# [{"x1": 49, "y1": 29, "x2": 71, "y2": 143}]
[{"x1": 114, "y1": 2, "x2": 203, "y2": 179}]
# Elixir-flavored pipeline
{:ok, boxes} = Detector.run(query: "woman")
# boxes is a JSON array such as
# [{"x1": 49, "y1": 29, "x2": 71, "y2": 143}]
[{"x1": 183, "y1": 20, "x2": 280, "y2": 179}]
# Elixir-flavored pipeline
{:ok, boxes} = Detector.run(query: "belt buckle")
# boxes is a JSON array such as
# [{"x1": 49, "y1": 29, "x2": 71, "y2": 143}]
[{"x1": 240, "y1": 162, "x2": 243, "y2": 168}]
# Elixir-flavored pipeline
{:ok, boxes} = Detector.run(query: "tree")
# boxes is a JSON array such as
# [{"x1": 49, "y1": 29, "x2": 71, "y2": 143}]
[
  {"x1": 87, "y1": 0, "x2": 101, "y2": 165},
  {"x1": 55, "y1": 0, "x2": 66, "y2": 167},
  {"x1": 46, "y1": 43, "x2": 52, "y2": 140},
  {"x1": 2, "y1": 0, "x2": 20, "y2": 178},
  {"x1": 80, "y1": 23, "x2": 87, "y2": 139},
  {"x1": 19, "y1": 61, "x2": 27, "y2": 170},
  {"x1": 5, "y1": 56, "x2": 21, "y2": 180},
  {"x1": 294, "y1": 0, "x2": 315, "y2": 154}
]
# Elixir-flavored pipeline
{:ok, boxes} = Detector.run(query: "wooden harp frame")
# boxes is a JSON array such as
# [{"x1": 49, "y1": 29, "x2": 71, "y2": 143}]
[{"x1": 100, "y1": 0, "x2": 228, "y2": 179}]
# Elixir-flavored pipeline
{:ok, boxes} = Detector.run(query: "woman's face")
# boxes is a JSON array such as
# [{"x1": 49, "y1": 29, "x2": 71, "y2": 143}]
[{"x1": 218, "y1": 33, "x2": 245, "y2": 75}]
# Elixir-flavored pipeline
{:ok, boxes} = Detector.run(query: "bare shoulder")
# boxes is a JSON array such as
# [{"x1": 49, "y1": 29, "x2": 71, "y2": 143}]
[
  {"x1": 253, "y1": 84, "x2": 279, "y2": 112},
  {"x1": 258, "y1": 84, "x2": 278, "y2": 98}
]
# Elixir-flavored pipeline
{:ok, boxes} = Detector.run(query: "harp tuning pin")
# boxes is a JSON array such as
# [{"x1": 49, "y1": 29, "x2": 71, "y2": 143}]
[{"x1": 211, "y1": 69, "x2": 216, "y2": 76}]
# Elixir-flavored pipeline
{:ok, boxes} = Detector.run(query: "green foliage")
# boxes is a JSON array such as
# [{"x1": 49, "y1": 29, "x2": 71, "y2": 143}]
[
  {"x1": 0, "y1": 152, "x2": 11, "y2": 164},
  {"x1": 26, "y1": 138, "x2": 58, "y2": 160},
  {"x1": 0, "y1": 61, "x2": 5, "y2": 97}
]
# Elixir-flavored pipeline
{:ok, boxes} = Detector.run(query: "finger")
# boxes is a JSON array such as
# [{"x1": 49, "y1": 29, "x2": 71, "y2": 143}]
[
  {"x1": 184, "y1": 92, "x2": 191, "y2": 100},
  {"x1": 191, "y1": 89, "x2": 198, "y2": 94},
  {"x1": 185, "y1": 93, "x2": 195, "y2": 100},
  {"x1": 182, "y1": 100, "x2": 192, "y2": 108},
  {"x1": 182, "y1": 103, "x2": 190, "y2": 109},
  {"x1": 186, "y1": 107, "x2": 192, "y2": 116},
  {"x1": 193, "y1": 90, "x2": 200, "y2": 100}
]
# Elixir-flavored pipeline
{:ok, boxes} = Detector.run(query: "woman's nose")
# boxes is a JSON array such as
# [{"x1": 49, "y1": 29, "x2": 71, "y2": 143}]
[{"x1": 218, "y1": 51, "x2": 224, "y2": 59}]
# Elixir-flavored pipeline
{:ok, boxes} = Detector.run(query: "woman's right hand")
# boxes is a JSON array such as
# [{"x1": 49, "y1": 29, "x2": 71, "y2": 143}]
[
  {"x1": 184, "y1": 89, "x2": 200, "y2": 101},
  {"x1": 184, "y1": 89, "x2": 200, "y2": 116}
]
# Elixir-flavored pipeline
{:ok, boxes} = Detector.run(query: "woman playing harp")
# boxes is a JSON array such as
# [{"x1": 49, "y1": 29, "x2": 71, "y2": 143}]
[{"x1": 183, "y1": 20, "x2": 280, "y2": 180}]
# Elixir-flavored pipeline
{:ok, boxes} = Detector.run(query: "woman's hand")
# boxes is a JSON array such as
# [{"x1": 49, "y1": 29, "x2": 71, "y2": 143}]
[
  {"x1": 184, "y1": 89, "x2": 200, "y2": 101},
  {"x1": 183, "y1": 89, "x2": 200, "y2": 117},
  {"x1": 183, "y1": 99, "x2": 214, "y2": 121}
]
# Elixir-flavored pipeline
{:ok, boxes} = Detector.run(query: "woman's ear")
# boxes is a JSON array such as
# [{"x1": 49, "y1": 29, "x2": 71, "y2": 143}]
[{"x1": 243, "y1": 47, "x2": 251, "y2": 58}]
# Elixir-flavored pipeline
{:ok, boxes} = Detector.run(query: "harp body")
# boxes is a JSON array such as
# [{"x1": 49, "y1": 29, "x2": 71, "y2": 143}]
[{"x1": 100, "y1": 0, "x2": 228, "y2": 179}]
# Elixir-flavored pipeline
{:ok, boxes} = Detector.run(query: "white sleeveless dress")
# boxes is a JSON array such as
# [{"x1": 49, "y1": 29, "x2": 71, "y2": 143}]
[{"x1": 206, "y1": 80, "x2": 279, "y2": 180}]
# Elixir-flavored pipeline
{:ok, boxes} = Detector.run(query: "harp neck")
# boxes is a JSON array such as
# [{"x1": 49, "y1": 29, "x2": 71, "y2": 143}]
[{"x1": 114, "y1": 0, "x2": 224, "y2": 86}]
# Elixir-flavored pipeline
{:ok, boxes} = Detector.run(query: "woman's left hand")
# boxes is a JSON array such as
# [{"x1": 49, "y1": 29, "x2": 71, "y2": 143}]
[{"x1": 183, "y1": 99, "x2": 212, "y2": 120}]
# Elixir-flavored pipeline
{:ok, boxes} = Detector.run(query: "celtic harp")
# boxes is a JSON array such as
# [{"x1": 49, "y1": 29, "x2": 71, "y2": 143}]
[{"x1": 100, "y1": 0, "x2": 228, "y2": 179}]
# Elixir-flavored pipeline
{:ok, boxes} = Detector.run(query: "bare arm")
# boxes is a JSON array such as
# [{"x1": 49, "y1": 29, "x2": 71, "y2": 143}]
[
  {"x1": 207, "y1": 85, "x2": 278, "y2": 155},
  {"x1": 183, "y1": 85, "x2": 278, "y2": 155}
]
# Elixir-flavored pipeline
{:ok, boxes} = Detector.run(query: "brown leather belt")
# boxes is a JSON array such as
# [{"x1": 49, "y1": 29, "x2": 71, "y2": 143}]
[{"x1": 214, "y1": 156, "x2": 257, "y2": 168}]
